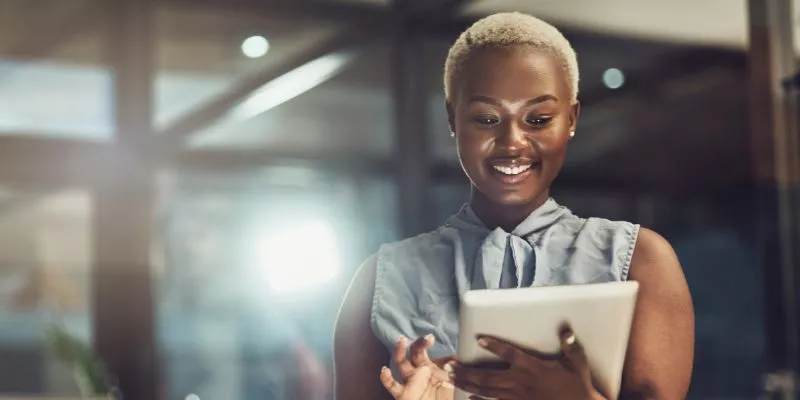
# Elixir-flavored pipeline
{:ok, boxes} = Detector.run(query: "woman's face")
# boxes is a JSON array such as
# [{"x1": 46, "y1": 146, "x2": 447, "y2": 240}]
[{"x1": 448, "y1": 46, "x2": 579, "y2": 208}]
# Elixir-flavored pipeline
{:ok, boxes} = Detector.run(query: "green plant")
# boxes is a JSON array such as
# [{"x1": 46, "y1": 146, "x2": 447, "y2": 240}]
[{"x1": 44, "y1": 324, "x2": 118, "y2": 398}]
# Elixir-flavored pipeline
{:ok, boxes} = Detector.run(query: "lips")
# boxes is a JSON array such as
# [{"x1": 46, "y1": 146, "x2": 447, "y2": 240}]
[
  {"x1": 485, "y1": 157, "x2": 540, "y2": 184},
  {"x1": 492, "y1": 164, "x2": 531, "y2": 175}
]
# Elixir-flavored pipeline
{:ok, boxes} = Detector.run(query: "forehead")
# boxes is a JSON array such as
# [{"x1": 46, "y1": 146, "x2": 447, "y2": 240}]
[{"x1": 455, "y1": 46, "x2": 570, "y2": 103}]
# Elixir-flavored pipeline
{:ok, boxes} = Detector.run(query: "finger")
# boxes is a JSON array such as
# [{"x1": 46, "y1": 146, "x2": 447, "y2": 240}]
[
  {"x1": 433, "y1": 355, "x2": 457, "y2": 370},
  {"x1": 432, "y1": 356, "x2": 457, "y2": 381},
  {"x1": 452, "y1": 363, "x2": 515, "y2": 390},
  {"x1": 438, "y1": 358, "x2": 457, "y2": 382},
  {"x1": 559, "y1": 324, "x2": 589, "y2": 375},
  {"x1": 476, "y1": 335, "x2": 526, "y2": 366},
  {"x1": 410, "y1": 334, "x2": 435, "y2": 367},
  {"x1": 393, "y1": 336, "x2": 415, "y2": 379},
  {"x1": 380, "y1": 366, "x2": 404, "y2": 398},
  {"x1": 433, "y1": 358, "x2": 456, "y2": 383}
]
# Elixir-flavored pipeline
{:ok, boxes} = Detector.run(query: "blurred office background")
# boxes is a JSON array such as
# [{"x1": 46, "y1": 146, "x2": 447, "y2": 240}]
[{"x1": 0, "y1": 0, "x2": 798, "y2": 399}]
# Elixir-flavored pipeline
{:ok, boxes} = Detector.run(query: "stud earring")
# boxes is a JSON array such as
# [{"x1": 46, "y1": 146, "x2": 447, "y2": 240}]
[
  {"x1": 450, "y1": 131, "x2": 455, "y2": 138},
  {"x1": 569, "y1": 131, "x2": 575, "y2": 138}
]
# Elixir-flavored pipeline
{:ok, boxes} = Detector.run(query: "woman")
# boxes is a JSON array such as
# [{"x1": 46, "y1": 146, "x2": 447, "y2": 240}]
[{"x1": 334, "y1": 12, "x2": 694, "y2": 400}]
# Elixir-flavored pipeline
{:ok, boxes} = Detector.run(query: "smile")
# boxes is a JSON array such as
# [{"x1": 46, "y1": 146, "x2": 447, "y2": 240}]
[
  {"x1": 486, "y1": 160, "x2": 540, "y2": 185},
  {"x1": 492, "y1": 164, "x2": 531, "y2": 175}
]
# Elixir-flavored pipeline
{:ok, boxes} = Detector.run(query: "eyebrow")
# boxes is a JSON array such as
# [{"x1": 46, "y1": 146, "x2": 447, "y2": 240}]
[{"x1": 467, "y1": 94, "x2": 559, "y2": 106}]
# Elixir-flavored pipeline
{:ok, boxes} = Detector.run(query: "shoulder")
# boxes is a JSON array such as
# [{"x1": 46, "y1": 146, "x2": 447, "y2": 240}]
[
  {"x1": 374, "y1": 225, "x2": 462, "y2": 278},
  {"x1": 372, "y1": 226, "x2": 459, "y2": 294},
  {"x1": 629, "y1": 228, "x2": 681, "y2": 277},
  {"x1": 376, "y1": 227, "x2": 459, "y2": 275},
  {"x1": 549, "y1": 210, "x2": 640, "y2": 280},
  {"x1": 567, "y1": 212, "x2": 639, "y2": 238},
  {"x1": 628, "y1": 228, "x2": 691, "y2": 293},
  {"x1": 338, "y1": 229, "x2": 451, "y2": 325},
  {"x1": 552, "y1": 206, "x2": 639, "y2": 242},
  {"x1": 378, "y1": 227, "x2": 456, "y2": 258},
  {"x1": 348, "y1": 253, "x2": 379, "y2": 295},
  {"x1": 584, "y1": 216, "x2": 640, "y2": 265},
  {"x1": 336, "y1": 254, "x2": 378, "y2": 335},
  {"x1": 334, "y1": 255, "x2": 379, "y2": 359},
  {"x1": 334, "y1": 254, "x2": 383, "y2": 360},
  {"x1": 627, "y1": 227, "x2": 693, "y2": 334}
]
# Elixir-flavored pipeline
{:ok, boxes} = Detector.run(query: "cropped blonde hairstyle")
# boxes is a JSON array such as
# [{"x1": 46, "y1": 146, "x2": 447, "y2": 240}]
[{"x1": 444, "y1": 12, "x2": 579, "y2": 103}]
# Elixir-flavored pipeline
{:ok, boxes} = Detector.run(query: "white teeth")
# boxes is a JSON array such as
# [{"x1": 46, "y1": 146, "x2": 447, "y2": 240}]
[{"x1": 492, "y1": 164, "x2": 532, "y2": 175}]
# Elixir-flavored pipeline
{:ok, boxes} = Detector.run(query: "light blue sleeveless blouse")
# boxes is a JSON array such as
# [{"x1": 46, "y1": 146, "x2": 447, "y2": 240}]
[{"x1": 370, "y1": 198, "x2": 640, "y2": 363}]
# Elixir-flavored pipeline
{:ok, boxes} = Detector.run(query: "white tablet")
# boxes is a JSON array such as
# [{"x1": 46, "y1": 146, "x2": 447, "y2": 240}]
[{"x1": 456, "y1": 281, "x2": 639, "y2": 400}]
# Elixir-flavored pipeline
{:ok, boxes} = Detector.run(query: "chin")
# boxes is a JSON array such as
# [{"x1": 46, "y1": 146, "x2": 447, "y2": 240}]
[
  {"x1": 467, "y1": 167, "x2": 549, "y2": 208},
  {"x1": 493, "y1": 193, "x2": 540, "y2": 206},
  {"x1": 481, "y1": 186, "x2": 544, "y2": 207}
]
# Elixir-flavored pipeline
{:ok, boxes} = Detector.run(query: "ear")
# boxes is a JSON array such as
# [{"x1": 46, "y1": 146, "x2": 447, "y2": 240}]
[
  {"x1": 446, "y1": 100, "x2": 456, "y2": 133},
  {"x1": 568, "y1": 101, "x2": 581, "y2": 134}
]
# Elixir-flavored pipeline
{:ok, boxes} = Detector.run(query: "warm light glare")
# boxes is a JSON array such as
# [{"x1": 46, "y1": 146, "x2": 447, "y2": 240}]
[
  {"x1": 257, "y1": 221, "x2": 341, "y2": 294},
  {"x1": 241, "y1": 35, "x2": 270, "y2": 58},
  {"x1": 602, "y1": 68, "x2": 625, "y2": 89}
]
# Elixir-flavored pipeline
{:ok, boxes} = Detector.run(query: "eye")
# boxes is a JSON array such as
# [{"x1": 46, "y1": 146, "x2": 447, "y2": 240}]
[
  {"x1": 473, "y1": 115, "x2": 499, "y2": 126},
  {"x1": 526, "y1": 116, "x2": 552, "y2": 127}
]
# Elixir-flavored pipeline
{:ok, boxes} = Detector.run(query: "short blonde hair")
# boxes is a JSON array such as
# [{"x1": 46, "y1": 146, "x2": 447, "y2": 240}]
[{"x1": 444, "y1": 12, "x2": 579, "y2": 103}]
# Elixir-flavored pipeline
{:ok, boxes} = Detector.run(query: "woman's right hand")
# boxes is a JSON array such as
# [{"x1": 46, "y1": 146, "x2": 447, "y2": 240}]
[{"x1": 379, "y1": 334, "x2": 455, "y2": 400}]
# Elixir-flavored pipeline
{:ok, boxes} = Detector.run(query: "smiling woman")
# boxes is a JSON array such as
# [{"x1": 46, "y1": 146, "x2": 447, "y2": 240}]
[{"x1": 334, "y1": 12, "x2": 694, "y2": 400}]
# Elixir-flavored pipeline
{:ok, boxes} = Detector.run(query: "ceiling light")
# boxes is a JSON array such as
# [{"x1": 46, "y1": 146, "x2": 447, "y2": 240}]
[
  {"x1": 241, "y1": 35, "x2": 270, "y2": 59},
  {"x1": 602, "y1": 68, "x2": 625, "y2": 89}
]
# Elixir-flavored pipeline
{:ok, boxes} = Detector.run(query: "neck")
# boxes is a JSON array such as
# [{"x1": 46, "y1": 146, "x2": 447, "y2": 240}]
[{"x1": 469, "y1": 188, "x2": 550, "y2": 232}]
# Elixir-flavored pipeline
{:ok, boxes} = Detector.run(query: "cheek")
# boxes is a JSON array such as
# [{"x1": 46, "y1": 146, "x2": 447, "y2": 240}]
[
  {"x1": 456, "y1": 133, "x2": 489, "y2": 161},
  {"x1": 533, "y1": 132, "x2": 569, "y2": 157}
]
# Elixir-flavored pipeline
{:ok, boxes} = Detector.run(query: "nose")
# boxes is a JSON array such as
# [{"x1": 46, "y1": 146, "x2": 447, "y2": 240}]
[{"x1": 496, "y1": 120, "x2": 528, "y2": 152}]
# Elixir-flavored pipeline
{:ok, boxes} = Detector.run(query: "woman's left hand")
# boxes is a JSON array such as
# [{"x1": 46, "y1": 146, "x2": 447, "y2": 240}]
[{"x1": 452, "y1": 325, "x2": 605, "y2": 400}]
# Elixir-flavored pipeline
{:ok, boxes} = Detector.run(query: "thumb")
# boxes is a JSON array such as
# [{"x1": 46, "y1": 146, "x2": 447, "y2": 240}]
[
  {"x1": 432, "y1": 355, "x2": 457, "y2": 369},
  {"x1": 432, "y1": 356, "x2": 457, "y2": 382},
  {"x1": 559, "y1": 324, "x2": 590, "y2": 376}
]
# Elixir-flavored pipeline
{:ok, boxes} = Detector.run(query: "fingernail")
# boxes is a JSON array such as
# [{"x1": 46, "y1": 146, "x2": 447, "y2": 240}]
[
  {"x1": 425, "y1": 334, "x2": 435, "y2": 344},
  {"x1": 381, "y1": 366, "x2": 388, "y2": 373},
  {"x1": 398, "y1": 336, "x2": 407, "y2": 344},
  {"x1": 565, "y1": 333, "x2": 576, "y2": 345},
  {"x1": 443, "y1": 363, "x2": 453, "y2": 373},
  {"x1": 478, "y1": 338, "x2": 488, "y2": 347}
]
